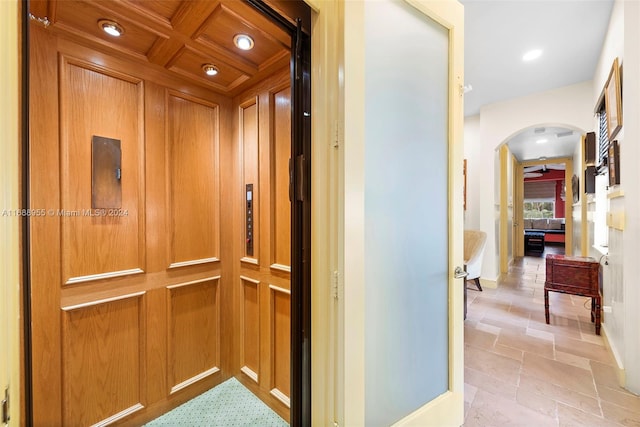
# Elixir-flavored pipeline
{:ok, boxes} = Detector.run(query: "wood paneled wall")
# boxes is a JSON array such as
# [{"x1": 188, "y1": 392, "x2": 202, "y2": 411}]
[
  {"x1": 167, "y1": 93, "x2": 220, "y2": 267},
  {"x1": 29, "y1": 22, "x2": 291, "y2": 425},
  {"x1": 62, "y1": 294, "x2": 144, "y2": 426},
  {"x1": 59, "y1": 57, "x2": 145, "y2": 284},
  {"x1": 234, "y1": 72, "x2": 292, "y2": 418}
]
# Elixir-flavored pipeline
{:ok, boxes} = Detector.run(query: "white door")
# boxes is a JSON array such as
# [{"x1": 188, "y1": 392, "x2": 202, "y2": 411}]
[{"x1": 340, "y1": 0, "x2": 465, "y2": 425}]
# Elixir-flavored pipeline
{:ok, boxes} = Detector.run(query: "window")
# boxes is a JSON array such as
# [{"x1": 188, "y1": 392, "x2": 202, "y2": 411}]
[
  {"x1": 597, "y1": 107, "x2": 610, "y2": 167},
  {"x1": 594, "y1": 106, "x2": 609, "y2": 248},
  {"x1": 523, "y1": 200, "x2": 555, "y2": 219}
]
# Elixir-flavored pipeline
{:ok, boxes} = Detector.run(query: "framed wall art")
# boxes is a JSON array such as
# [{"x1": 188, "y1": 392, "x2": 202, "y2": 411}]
[
  {"x1": 608, "y1": 140, "x2": 620, "y2": 186},
  {"x1": 605, "y1": 58, "x2": 622, "y2": 140}
]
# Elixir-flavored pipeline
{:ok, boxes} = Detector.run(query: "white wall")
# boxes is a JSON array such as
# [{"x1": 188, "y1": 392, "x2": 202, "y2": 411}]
[
  {"x1": 465, "y1": 81, "x2": 593, "y2": 280},
  {"x1": 591, "y1": 0, "x2": 640, "y2": 394},
  {"x1": 621, "y1": 0, "x2": 640, "y2": 395},
  {"x1": 464, "y1": 115, "x2": 480, "y2": 230}
]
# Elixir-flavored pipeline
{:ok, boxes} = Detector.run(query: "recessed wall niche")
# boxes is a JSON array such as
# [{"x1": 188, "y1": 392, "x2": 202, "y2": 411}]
[{"x1": 91, "y1": 135, "x2": 122, "y2": 208}]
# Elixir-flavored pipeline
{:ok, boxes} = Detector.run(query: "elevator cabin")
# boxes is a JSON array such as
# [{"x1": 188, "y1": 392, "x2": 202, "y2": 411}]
[{"x1": 27, "y1": 0, "x2": 310, "y2": 425}]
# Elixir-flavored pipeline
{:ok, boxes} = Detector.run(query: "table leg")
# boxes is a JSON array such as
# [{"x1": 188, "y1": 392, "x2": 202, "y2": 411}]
[
  {"x1": 594, "y1": 295, "x2": 601, "y2": 335},
  {"x1": 544, "y1": 288, "x2": 550, "y2": 324},
  {"x1": 591, "y1": 298, "x2": 595, "y2": 322}
]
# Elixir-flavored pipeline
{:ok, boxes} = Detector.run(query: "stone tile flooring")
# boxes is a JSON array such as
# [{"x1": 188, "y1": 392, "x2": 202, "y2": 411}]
[{"x1": 463, "y1": 255, "x2": 640, "y2": 426}]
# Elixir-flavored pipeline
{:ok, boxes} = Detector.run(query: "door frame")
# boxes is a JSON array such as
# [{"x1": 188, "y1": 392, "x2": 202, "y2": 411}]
[
  {"x1": 512, "y1": 157, "x2": 574, "y2": 258},
  {"x1": 246, "y1": 1, "x2": 312, "y2": 424},
  {"x1": 2, "y1": 1, "x2": 25, "y2": 425},
  {"x1": 244, "y1": 2, "x2": 312, "y2": 423}
]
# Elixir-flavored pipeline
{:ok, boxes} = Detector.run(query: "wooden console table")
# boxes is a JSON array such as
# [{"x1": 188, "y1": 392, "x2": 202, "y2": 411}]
[{"x1": 544, "y1": 254, "x2": 601, "y2": 335}]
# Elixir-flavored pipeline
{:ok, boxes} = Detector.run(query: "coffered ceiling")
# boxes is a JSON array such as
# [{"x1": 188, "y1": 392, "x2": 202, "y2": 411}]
[{"x1": 29, "y1": 0, "x2": 292, "y2": 96}]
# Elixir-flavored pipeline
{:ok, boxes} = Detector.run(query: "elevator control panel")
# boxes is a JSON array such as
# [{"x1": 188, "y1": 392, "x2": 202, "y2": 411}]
[{"x1": 246, "y1": 184, "x2": 253, "y2": 256}]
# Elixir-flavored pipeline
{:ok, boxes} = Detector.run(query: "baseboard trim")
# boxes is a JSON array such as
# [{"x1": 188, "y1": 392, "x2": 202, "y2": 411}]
[
  {"x1": 600, "y1": 323, "x2": 625, "y2": 388},
  {"x1": 92, "y1": 403, "x2": 144, "y2": 427},
  {"x1": 270, "y1": 388, "x2": 290, "y2": 408},
  {"x1": 170, "y1": 367, "x2": 220, "y2": 394},
  {"x1": 480, "y1": 278, "x2": 497, "y2": 289}
]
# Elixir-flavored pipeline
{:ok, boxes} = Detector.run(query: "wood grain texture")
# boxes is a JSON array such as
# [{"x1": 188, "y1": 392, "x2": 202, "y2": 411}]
[
  {"x1": 31, "y1": 29, "x2": 232, "y2": 424},
  {"x1": 33, "y1": 0, "x2": 291, "y2": 97},
  {"x1": 233, "y1": 69, "x2": 291, "y2": 420},
  {"x1": 59, "y1": 57, "x2": 145, "y2": 282},
  {"x1": 145, "y1": 287, "x2": 168, "y2": 403},
  {"x1": 29, "y1": 24, "x2": 63, "y2": 426},
  {"x1": 168, "y1": 278, "x2": 220, "y2": 388},
  {"x1": 272, "y1": 86, "x2": 291, "y2": 267},
  {"x1": 241, "y1": 99, "x2": 259, "y2": 260},
  {"x1": 29, "y1": 14, "x2": 289, "y2": 423},
  {"x1": 271, "y1": 288, "x2": 290, "y2": 398},
  {"x1": 167, "y1": 93, "x2": 220, "y2": 266},
  {"x1": 61, "y1": 295, "x2": 143, "y2": 426},
  {"x1": 241, "y1": 277, "x2": 260, "y2": 380}
]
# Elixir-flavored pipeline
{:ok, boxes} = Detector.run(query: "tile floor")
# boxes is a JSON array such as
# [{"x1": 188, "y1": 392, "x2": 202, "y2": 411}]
[{"x1": 463, "y1": 252, "x2": 640, "y2": 426}]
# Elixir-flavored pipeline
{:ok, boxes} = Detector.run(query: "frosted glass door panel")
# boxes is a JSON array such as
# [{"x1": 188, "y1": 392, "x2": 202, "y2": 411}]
[{"x1": 364, "y1": 0, "x2": 449, "y2": 425}]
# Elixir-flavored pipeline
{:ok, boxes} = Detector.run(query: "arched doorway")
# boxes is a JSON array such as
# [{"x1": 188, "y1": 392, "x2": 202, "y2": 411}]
[{"x1": 499, "y1": 124, "x2": 585, "y2": 272}]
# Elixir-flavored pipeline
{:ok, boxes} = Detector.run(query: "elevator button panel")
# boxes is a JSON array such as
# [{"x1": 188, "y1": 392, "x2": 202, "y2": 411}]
[{"x1": 246, "y1": 183, "x2": 253, "y2": 256}]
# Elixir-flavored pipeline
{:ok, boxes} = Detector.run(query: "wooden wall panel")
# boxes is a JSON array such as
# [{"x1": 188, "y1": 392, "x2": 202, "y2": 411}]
[
  {"x1": 29, "y1": 25, "x2": 63, "y2": 426},
  {"x1": 270, "y1": 286, "x2": 291, "y2": 406},
  {"x1": 241, "y1": 100, "x2": 260, "y2": 261},
  {"x1": 59, "y1": 58, "x2": 145, "y2": 284},
  {"x1": 30, "y1": 27, "x2": 237, "y2": 426},
  {"x1": 168, "y1": 277, "x2": 220, "y2": 392},
  {"x1": 233, "y1": 70, "x2": 291, "y2": 421},
  {"x1": 167, "y1": 93, "x2": 220, "y2": 267},
  {"x1": 271, "y1": 86, "x2": 291, "y2": 268},
  {"x1": 61, "y1": 294, "x2": 144, "y2": 426},
  {"x1": 31, "y1": 17, "x2": 288, "y2": 423},
  {"x1": 240, "y1": 277, "x2": 260, "y2": 382}
]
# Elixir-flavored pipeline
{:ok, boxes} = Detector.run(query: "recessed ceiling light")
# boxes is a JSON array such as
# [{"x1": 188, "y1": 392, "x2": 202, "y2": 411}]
[
  {"x1": 202, "y1": 64, "x2": 219, "y2": 76},
  {"x1": 98, "y1": 19, "x2": 124, "y2": 37},
  {"x1": 233, "y1": 34, "x2": 254, "y2": 51},
  {"x1": 556, "y1": 130, "x2": 573, "y2": 138},
  {"x1": 522, "y1": 49, "x2": 542, "y2": 62},
  {"x1": 536, "y1": 138, "x2": 548, "y2": 144}
]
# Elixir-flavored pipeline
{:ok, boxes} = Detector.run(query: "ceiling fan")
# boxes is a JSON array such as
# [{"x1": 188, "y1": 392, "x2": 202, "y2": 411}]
[{"x1": 523, "y1": 163, "x2": 564, "y2": 178}]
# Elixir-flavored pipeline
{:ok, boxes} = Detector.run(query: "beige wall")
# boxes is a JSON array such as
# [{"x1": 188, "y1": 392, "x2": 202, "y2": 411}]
[
  {"x1": 0, "y1": 0, "x2": 22, "y2": 424},
  {"x1": 464, "y1": 81, "x2": 593, "y2": 281},
  {"x1": 590, "y1": 0, "x2": 640, "y2": 394}
]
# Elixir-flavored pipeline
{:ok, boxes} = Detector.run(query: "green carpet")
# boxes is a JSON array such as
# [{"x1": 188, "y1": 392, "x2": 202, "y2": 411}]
[{"x1": 145, "y1": 378, "x2": 288, "y2": 426}]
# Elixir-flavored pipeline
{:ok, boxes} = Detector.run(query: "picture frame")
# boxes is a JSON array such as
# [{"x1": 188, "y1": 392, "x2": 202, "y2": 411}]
[
  {"x1": 608, "y1": 140, "x2": 620, "y2": 186},
  {"x1": 605, "y1": 58, "x2": 622, "y2": 141}
]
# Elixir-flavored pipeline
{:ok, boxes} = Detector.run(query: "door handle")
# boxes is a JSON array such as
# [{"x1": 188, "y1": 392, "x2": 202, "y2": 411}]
[{"x1": 454, "y1": 266, "x2": 468, "y2": 279}]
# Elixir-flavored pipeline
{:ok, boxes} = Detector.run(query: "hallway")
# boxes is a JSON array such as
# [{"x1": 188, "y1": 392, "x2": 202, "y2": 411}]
[{"x1": 463, "y1": 256, "x2": 640, "y2": 426}]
